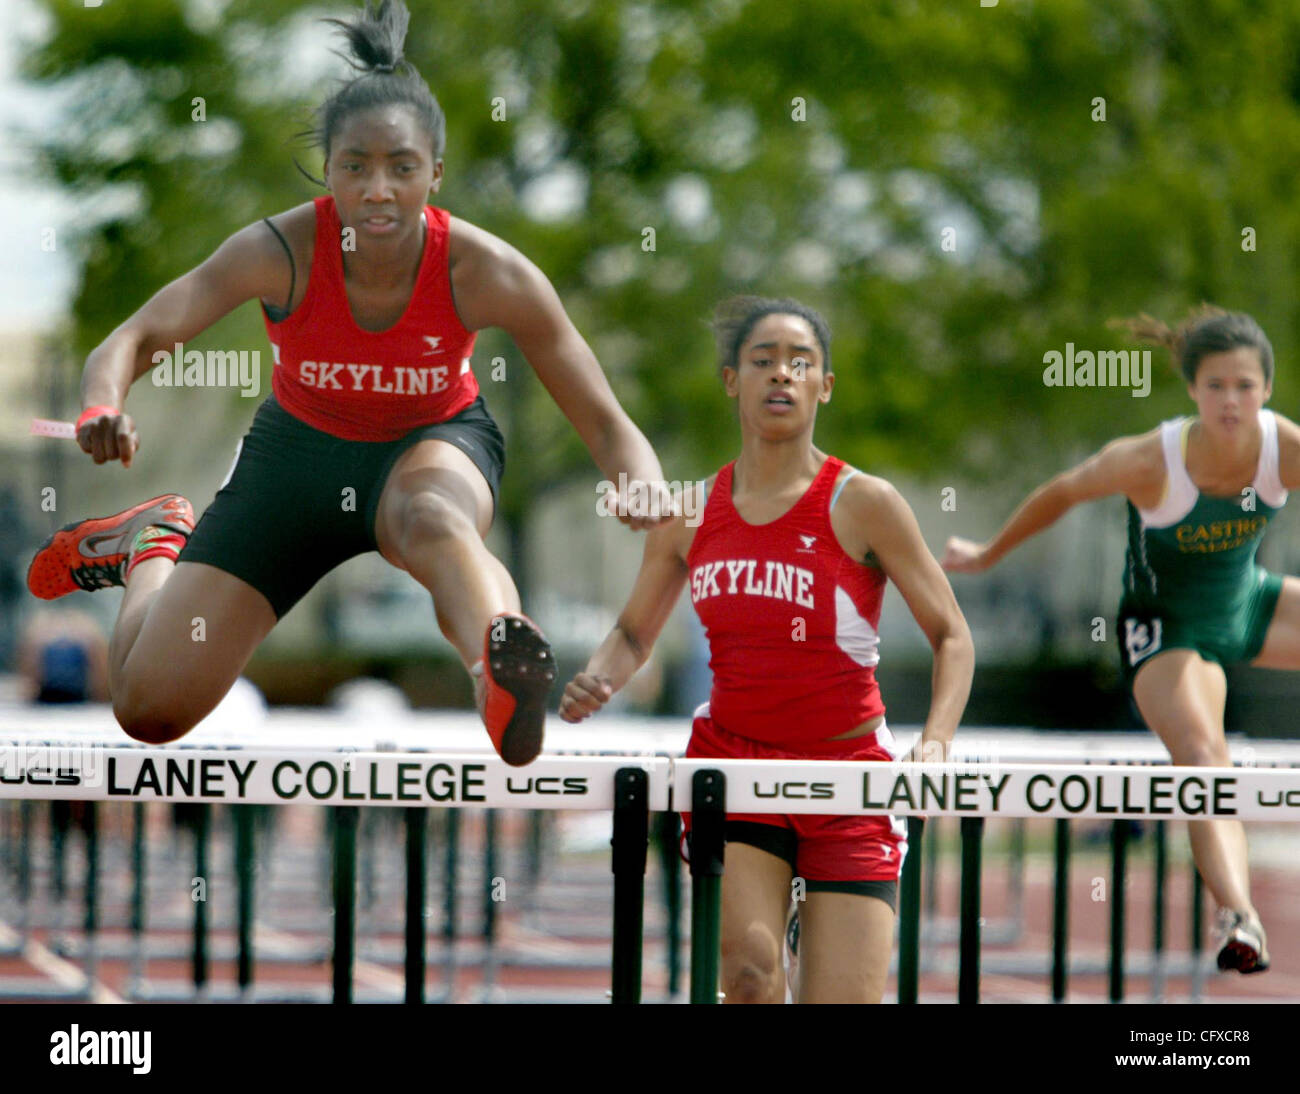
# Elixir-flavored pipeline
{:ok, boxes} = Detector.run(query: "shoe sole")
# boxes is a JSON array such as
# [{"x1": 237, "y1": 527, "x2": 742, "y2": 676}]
[
  {"x1": 486, "y1": 615, "x2": 556, "y2": 766},
  {"x1": 1216, "y1": 939, "x2": 1270, "y2": 974},
  {"x1": 26, "y1": 494, "x2": 193, "y2": 600}
]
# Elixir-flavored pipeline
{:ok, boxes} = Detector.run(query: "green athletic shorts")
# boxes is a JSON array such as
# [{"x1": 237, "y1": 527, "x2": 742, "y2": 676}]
[
  {"x1": 1116, "y1": 568, "x2": 1285, "y2": 689},
  {"x1": 180, "y1": 394, "x2": 505, "y2": 619}
]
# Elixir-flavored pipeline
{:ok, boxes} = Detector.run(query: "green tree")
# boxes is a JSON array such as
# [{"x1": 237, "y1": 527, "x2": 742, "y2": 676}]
[{"x1": 21, "y1": 0, "x2": 1300, "y2": 571}]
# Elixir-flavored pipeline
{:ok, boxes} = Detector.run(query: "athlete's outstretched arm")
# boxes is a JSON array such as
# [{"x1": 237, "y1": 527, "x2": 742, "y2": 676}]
[
  {"x1": 559, "y1": 496, "x2": 695, "y2": 722},
  {"x1": 76, "y1": 221, "x2": 291, "y2": 467},
  {"x1": 448, "y1": 223, "x2": 670, "y2": 529},
  {"x1": 851, "y1": 478, "x2": 974, "y2": 762},
  {"x1": 942, "y1": 433, "x2": 1162, "y2": 573}
]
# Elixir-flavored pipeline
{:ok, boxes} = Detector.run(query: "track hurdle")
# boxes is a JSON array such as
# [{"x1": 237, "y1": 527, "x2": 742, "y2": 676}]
[
  {"x1": 0, "y1": 741, "x2": 670, "y2": 1003},
  {"x1": 675, "y1": 758, "x2": 1300, "y2": 1004},
  {"x1": 4, "y1": 716, "x2": 1300, "y2": 1004}
]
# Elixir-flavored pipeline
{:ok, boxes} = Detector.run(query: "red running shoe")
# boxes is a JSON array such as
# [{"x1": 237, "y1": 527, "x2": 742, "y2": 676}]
[
  {"x1": 27, "y1": 494, "x2": 195, "y2": 600},
  {"x1": 477, "y1": 612, "x2": 556, "y2": 766}
]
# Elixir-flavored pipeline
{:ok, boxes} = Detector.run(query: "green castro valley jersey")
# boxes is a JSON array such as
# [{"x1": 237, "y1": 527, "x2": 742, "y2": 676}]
[
  {"x1": 1124, "y1": 495, "x2": 1277, "y2": 613},
  {"x1": 1118, "y1": 410, "x2": 1288, "y2": 679}
]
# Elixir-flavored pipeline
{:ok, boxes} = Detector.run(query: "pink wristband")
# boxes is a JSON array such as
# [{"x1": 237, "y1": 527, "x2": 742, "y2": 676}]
[{"x1": 76, "y1": 405, "x2": 120, "y2": 430}]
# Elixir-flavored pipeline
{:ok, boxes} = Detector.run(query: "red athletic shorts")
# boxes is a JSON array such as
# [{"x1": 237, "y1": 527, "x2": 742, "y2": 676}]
[{"x1": 680, "y1": 705, "x2": 908, "y2": 887}]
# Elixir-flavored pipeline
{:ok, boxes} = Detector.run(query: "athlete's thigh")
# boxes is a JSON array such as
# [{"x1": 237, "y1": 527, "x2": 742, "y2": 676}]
[
  {"x1": 1251, "y1": 575, "x2": 1300, "y2": 669},
  {"x1": 797, "y1": 890, "x2": 895, "y2": 1004},
  {"x1": 1132, "y1": 648, "x2": 1229, "y2": 764},
  {"x1": 122, "y1": 562, "x2": 276, "y2": 716},
  {"x1": 720, "y1": 841, "x2": 793, "y2": 988},
  {"x1": 373, "y1": 439, "x2": 494, "y2": 564}
]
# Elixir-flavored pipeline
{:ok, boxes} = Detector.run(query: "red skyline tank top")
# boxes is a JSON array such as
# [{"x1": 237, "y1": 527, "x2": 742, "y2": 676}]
[
  {"x1": 264, "y1": 195, "x2": 479, "y2": 441},
  {"x1": 686, "y1": 455, "x2": 887, "y2": 745}
]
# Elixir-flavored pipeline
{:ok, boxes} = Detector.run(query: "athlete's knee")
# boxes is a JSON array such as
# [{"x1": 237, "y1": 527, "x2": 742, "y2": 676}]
[
  {"x1": 113, "y1": 685, "x2": 200, "y2": 745},
  {"x1": 722, "y1": 961, "x2": 783, "y2": 1004},
  {"x1": 397, "y1": 490, "x2": 475, "y2": 550},
  {"x1": 117, "y1": 710, "x2": 196, "y2": 745},
  {"x1": 721, "y1": 932, "x2": 783, "y2": 1004}
]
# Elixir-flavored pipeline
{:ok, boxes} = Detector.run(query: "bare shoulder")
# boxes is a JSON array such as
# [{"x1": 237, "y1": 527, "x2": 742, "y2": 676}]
[
  {"x1": 261, "y1": 201, "x2": 317, "y2": 245},
  {"x1": 837, "y1": 469, "x2": 907, "y2": 521},
  {"x1": 252, "y1": 202, "x2": 317, "y2": 308},
  {"x1": 236, "y1": 202, "x2": 316, "y2": 264},
  {"x1": 160, "y1": 201, "x2": 313, "y2": 310},
  {"x1": 446, "y1": 216, "x2": 546, "y2": 330},
  {"x1": 1104, "y1": 427, "x2": 1167, "y2": 496},
  {"x1": 1059, "y1": 426, "x2": 1163, "y2": 498},
  {"x1": 827, "y1": 469, "x2": 913, "y2": 563},
  {"x1": 447, "y1": 216, "x2": 528, "y2": 277},
  {"x1": 1271, "y1": 409, "x2": 1300, "y2": 448},
  {"x1": 1269, "y1": 411, "x2": 1300, "y2": 488}
]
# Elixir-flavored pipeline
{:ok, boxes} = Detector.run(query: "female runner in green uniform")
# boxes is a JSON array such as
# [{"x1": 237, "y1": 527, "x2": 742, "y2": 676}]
[{"x1": 944, "y1": 306, "x2": 1299, "y2": 974}]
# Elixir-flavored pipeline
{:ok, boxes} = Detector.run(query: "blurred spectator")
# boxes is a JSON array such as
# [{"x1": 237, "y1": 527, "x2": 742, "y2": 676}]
[
  {"x1": 0, "y1": 486, "x2": 26, "y2": 668},
  {"x1": 17, "y1": 608, "x2": 108, "y2": 703}
]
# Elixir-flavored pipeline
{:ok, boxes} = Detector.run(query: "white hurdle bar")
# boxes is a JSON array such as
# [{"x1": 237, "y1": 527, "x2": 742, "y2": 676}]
[{"x1": 2, "y1": 725, "x2": 1299, "y2": 1003}]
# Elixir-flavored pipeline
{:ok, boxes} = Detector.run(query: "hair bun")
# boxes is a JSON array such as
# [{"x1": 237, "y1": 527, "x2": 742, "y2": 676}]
[{"x1": 324, "y1": 1, "x2": 411, "y2": 77}]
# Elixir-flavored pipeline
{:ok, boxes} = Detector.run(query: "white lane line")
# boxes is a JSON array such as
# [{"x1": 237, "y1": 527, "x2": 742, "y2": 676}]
[{"x1": 0, "y1": 919, "x2": 125, "y2": 1003}]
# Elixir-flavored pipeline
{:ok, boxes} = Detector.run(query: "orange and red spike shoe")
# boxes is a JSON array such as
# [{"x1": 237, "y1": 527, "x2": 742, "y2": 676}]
[
  {"x1": 26, "y1": 494, "x2": 195, "y2": 600},
  {"x1": 477, "y1": 612, "x2": 556, "y2": 766}
]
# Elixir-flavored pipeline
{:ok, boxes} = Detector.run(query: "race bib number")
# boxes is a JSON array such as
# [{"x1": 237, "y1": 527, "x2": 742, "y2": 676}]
[{"x1": 1124, "y1": 617, "x2": 1163, "y2": 666}]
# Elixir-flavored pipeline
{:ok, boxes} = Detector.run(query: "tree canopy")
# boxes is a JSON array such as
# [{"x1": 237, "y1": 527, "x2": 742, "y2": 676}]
[{"x1": 21, "y1": 0, "x2": 1300, "y2": 529}]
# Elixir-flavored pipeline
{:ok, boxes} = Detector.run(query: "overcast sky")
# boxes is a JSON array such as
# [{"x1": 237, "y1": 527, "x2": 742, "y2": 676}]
[{"x1": 0, "y1": 0, "x2": 75, "y2": 328}]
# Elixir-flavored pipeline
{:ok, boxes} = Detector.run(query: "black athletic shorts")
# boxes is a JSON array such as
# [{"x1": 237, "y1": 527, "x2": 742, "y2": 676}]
[{"x1": 180, "y1": 394, "x2": 505, "y2": 619}]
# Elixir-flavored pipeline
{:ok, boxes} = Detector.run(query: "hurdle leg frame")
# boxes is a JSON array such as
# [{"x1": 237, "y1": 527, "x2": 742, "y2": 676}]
[
  {"x1": 235, "y1": 804, "x2": 256, "y2": 998},
  {"x1": 332, "y1": 806, "x2": 359, "y2": 1004},
  {"x1": 1109, "y1": 819, "x2": 1128, "y2": 1003},
  {"x1": 480, "y1": 809, "x2": 500, "y2": 1001},
  {"x1": 193, "y1": 803, "x2": 209, "y2": 999},
  {"x1": 688, "y1": 770, "x2": 725, "y2": 1005},
  {"x1": 958, "y1": 816, "x2": 983, "y2": 1004},
  {"x1": 404, "y1": 807, "x2": 428, "y2": 1005},
  {"x1": 655, "y1": 811, "x2": 683, "y2": 999},
  {"x1": 82, "y1": 802, "x2": 98, "y2": 996},
  {"x1": 1190, "y1": 867, "x2": 1205, "y2": 1002},
  {"x1": 16, "y1": 801, "x2": 32, "y2": 947},
  {"x1": 610, "y1": 767, "x2": 649, "y2": 1004},
  {"x1": 441, "y1": 808, "x2": 460, "y2": 1003},
  {"x1": 1051, "y1": 817, "x2": 1070, "y2": 1002},
  {"x1": 1152, "y1": 819, "x2": 1167, "y2": 1002},
  {"x1": 897, "y1": 816, "x2": 925, "y2": 1005},
  {"x1": 130, "y1": 802, "x2": 146, "y2": 996}
]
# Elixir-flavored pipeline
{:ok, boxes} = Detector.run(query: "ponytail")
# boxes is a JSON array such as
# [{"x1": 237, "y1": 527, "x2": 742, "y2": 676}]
[
  {"x1": 1107, "y1": 304, "x2": 1271, "y2": 385},
  {"x1": 301, "y1": 0, "x2": 446, "y2": 173},
  {"x1": 322, "y1": 0, "x2": 410, "y2": 76}
]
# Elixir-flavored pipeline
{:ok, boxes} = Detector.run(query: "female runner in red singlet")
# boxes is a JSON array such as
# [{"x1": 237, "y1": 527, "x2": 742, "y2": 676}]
[
  {"x1": 27, "y1": 0, "x2": 669, "y2": 765},
  {"x1": 561, "y1": 296, "x2": 974, "y2": 1003}
]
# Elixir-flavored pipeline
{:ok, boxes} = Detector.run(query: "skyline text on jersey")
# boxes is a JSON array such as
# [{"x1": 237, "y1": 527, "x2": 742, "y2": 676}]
[
  {"x1": 690, "y1": 558, "x2": 816, "y2": 608},
  {"x1": 294, "y1": 360, "x2": 461, "y2": 395}
]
